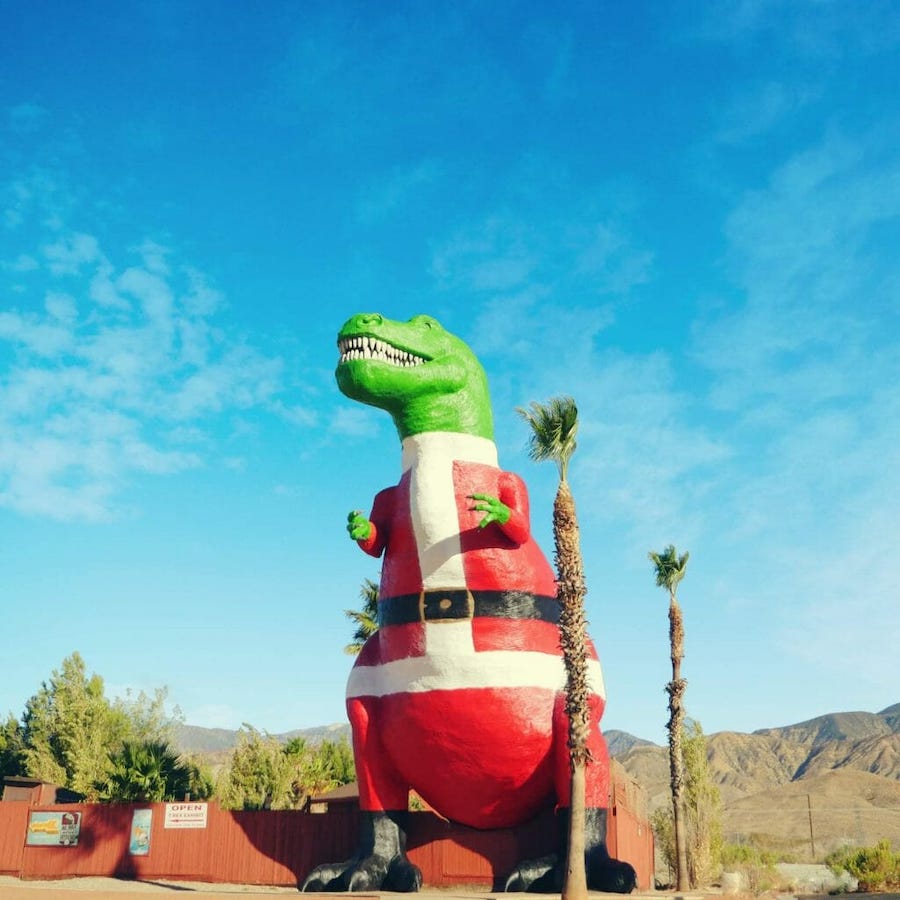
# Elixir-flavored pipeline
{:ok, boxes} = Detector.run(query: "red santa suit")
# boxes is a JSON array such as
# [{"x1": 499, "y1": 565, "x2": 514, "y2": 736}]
[{"x1": 346, "y1": 432, "x2": 609, "y2": 829}]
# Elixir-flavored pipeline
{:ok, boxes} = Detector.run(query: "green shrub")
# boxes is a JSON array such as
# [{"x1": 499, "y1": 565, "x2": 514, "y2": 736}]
[
  {"x1": 718, "y1": 842, "x2": 783, "y2": 895},
  {"x1": 720, "y1": 843, "x2": 777, "y2": 868},
  {"x1": 826, "y1": 840, "x2": 900, "y2": 892}
]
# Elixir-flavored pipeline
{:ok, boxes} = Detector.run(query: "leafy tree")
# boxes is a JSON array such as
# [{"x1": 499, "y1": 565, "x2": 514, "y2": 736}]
[
  {"x1": 518, "y1": 395, "x2": 589, "y2": 900},
  {"x1": 344, "y1": 578, "x2": 379, "y2": 655},
  {"x1": 113, "y1": 687, "x2": 180, "y2": 745},
  {"x1": 19, "y1": 652, "x2": 180, "y2": 799},
  {"x1": 652, "y1": 720, "x2": 722, "y2": 888},
  {"x1": 649, "y1": 544, "x2": 691, "y2": 891},
  {"x1": 218, "y1": 725, "x2": 294, "y2": 810},
  {"x1": 682, "y1": 720, "x2": 722, "y2": 886},
  {"x1": 97, "y1": 740, "x2": 197, "y2": 802},
  {"x1": 309, "y1": 736, "x2": 355, "y2": 787},
  {"x1": 181, "y1": 755, "x2": 216, "y2": 801},
  {"x1": 0, "y1": 713, "x2": 25, "y2": 779},
  {"x1": 283, "y1": 736, "x2": 356, "y2": 808},
  {"x1": 21, "y1": 652, "x2": 131, "y2": 797}
]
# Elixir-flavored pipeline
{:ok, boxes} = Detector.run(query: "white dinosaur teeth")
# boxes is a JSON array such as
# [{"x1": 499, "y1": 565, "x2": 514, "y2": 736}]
[{"x1": 338, "y1": 337, "x2": 426, "y2": 367}]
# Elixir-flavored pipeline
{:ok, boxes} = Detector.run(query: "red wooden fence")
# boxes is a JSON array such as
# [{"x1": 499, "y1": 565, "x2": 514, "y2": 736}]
[{"x1": 0, "y1": 794, "x2": 653, "y2": 889}]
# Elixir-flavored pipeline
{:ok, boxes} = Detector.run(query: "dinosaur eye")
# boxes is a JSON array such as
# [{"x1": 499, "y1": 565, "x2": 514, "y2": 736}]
[{"x1": 410, "y1": 315, "x2": 439, "y2": 330}]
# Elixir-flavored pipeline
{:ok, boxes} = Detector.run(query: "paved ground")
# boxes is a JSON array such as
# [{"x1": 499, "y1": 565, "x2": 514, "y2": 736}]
[
  {"x1": 0, "y1": 879, "x2": 702, "y2": 900},
  {"x1": 0, "y1": 877, "x2": 297, "y2": 897},
  {"x1": 5, "y1": 879, "x2": 896, "y2": 900}
]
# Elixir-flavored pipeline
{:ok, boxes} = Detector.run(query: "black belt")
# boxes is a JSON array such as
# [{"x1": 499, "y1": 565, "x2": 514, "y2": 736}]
[{"x1": 377, "y1": 589, "x2": 560, "y2": 627}]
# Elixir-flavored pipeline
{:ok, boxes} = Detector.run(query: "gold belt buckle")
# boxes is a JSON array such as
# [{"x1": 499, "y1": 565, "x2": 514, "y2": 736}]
[{"x1": 418, "y1": 589, "x2": 475, "y2": 622}]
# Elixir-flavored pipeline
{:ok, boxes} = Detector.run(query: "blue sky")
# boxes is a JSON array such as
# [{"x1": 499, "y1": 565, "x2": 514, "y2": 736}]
[{"x1": 2, "y1": 1, "x2": 898, "y2": 746}]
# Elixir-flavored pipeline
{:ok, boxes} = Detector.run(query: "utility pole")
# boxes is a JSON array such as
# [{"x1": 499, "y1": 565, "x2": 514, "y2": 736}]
[{"x1": 807, "y1": 794, "x2": 816, "y2": 860}]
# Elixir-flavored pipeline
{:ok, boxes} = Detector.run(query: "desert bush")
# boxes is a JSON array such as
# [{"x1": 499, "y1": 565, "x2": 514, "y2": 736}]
[
  {"x1": 719, "y1": 843, "x2": 780, "y2": 895},
  {"x1": 651, "y1": 720, "x2": 723, "y2": 888},
  {"x1": 652, "y1": 806, "x2": 676, "y2": 884},
  {"x1": 720, "y1": 843, "x2": 778, "y2": 868},
  {"x1": 826, "y1": 840, "x2": 900, "y2": 892}
]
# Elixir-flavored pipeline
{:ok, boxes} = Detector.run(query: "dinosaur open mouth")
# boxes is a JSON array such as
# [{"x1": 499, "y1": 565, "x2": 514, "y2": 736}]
[{"x1": 338, "y1": 335, "x2": 426, "y2": 367}]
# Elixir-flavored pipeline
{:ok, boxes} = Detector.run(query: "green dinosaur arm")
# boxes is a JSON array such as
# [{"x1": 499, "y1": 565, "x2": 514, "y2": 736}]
[
  {"x1": 467, "y1": 493, "x2": 511, "y2": 529},
  {"x1": 347, "y1": 509, "x2": 373, "y2": 542}
]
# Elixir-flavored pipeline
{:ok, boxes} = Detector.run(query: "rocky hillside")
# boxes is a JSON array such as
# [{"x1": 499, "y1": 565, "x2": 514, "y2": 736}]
[
  {"x1": 615, "y1": 704, "x2": 900, "y2": 856},
  {"x1": 754, "y1": 706, "x2": 900, "y2": 747},
  {"x1": 175, "y1": 721, "x2": 351, "y2": 754}
]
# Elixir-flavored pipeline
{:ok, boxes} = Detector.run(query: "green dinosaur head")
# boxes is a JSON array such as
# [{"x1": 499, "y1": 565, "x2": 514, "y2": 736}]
[{"x1": 335, "y1": 313, "x2": 494, "y2": 441}]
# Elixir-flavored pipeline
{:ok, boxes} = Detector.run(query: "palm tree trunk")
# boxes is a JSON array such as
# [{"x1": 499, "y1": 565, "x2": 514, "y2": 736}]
[
  {"x1": 555, "y1": 481, "x2": 589, "y2": 900},
  {"x1": 667, "y1": 596, "x2": 690, "y2": 891},
  {"x1": 564, "y1": 760, "x2": 588, "y2": 899}
]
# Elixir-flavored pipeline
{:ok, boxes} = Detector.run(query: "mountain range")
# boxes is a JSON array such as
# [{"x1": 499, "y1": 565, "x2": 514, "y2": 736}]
[
  {"x1": 612, "y1": 704, "x2": 900, "y2": 858},
  {"x1": 175, "y1": 703, "x2": 900, "y2": 858}
]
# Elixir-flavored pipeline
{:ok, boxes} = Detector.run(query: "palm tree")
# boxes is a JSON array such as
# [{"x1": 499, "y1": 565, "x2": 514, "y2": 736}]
[
  {"x1": 98, "y1": 740, "x2": 193, "y2": 802},
  {"x1": 518, "y1": 396, "x2": 589, "y2": 900},
  {"x1": 649, "y1": 544, "x2": 690, "y2": 891},
  {"x1": 344, "y1": 577, "x2": 379, "y2": 655}
]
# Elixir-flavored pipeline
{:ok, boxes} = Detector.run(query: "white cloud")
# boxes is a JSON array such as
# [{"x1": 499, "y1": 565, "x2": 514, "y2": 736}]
[
  {"x1": 117, "y1": 266, "x2": 174, "y2": 326},
  {"x1": 89, "y1": 261, "x2": 129, "y2": 309},
  {"x1": 0, "y1": 224, "x2": 302, "y2": 521},
  {"x1": 45, "y1": 291, "x2": 77, "y2": 322},
  {"x1": 694, "y1": 127, "x2": 900, "y2": 412},
  {"x1": 0, "y1": 308, "x2": 75, "y2": 357},
  {"x1": 574, "y1": 224, "x2": 653, "y2": 295},
  {"x1": 270, "y1": 400, "x2": 318, "y2": 429},
  {"x1": 330, "y1": 404, "x2": 381, "y2": 438},
  {"x1": 430, "y1": 195, "x2": 652, "y2": 303},
  {"x1": 42, "y1": 232, "x2": 102, "y2": 275},
  {"x1": 430, "y1": 214, "x2": 538, "y2": 293},
  {"x1": 2, "y1": 253, "x2": 39, "y2": 273},
  {"x1": 681, "y1": 122, "x2": 900, "y2": 694}
]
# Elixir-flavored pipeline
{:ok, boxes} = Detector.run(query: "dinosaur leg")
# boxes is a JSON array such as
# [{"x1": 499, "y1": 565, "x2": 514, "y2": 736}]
[
  {"x1": 302, "y1": 696, "x2": 422, "y2": 893},
  {"x1": 504, "y1": 693, "x2": 636, "y2": 894},
  {"x1": 302, "y1": 809, "x2": 420, "y2": 892}
]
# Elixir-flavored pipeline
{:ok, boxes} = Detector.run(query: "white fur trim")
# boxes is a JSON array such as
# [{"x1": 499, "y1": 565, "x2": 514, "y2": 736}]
[
  {"x1": 401, "y1": 433, "x2": 498, "y2": 590},
  {"x1": 347, "y1": 644, "x2": 606, "y2": 700}
]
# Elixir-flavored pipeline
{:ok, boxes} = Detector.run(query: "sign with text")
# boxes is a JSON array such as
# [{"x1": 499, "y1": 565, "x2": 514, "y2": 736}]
[
  {"x1": 163, "y1": 802, "x2": 208, "y2": 829},
  {"x1": 26, "y1": 811, "x2": 82, "y2": 846}
]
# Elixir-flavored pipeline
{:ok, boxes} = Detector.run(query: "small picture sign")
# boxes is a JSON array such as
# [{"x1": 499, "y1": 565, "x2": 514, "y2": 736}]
[
  {"x1": 129, "y1": 808, "x2": 152, "y2": 855},
  {"x1": 26, "y1": 811, "x2": 82, "y2": 846}
]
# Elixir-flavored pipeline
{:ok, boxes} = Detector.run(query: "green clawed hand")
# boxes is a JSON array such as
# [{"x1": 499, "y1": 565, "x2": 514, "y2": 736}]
[
  {"x1": 467, "y1": 493, "x2": 511, "y2": 529},
  {"x1": 347, "y1": 510, "x2": 373, "y2": 542}
]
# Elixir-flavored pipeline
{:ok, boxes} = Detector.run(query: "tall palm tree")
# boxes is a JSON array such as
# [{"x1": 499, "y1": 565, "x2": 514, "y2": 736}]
[
  {"x1": 518, "y1": 396, "x2": 589, "y2": 900},
  {"x1": 649, "y1": 544, "x2": 690, "y2": 891},
  {"x1": 344, "y1": 577, "x2": 379, "y2": 655}
]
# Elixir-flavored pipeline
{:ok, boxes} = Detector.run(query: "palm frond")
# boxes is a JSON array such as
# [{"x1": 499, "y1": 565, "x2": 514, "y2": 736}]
[
  {"x1": 343, "y1": 576, "x2": 381, "y2": 655},
  {"x1": 649, "y1": 544, "x2": 689, "y2": 596},
  {"x1": 516, "y1": 395, "x2": 578, "y2": 481}
]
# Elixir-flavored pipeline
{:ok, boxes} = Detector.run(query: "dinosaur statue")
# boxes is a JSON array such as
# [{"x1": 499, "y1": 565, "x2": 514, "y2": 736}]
[{"x1": 302, "y1": 312, "x2": 636, "y2": 894}]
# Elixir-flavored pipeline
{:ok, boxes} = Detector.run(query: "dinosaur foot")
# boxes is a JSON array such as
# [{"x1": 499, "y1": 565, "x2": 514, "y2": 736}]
[
  {"x1": 301, "y1": 854, "x2": 422, "y2": 893},
  {"x1": 504, "y1": 853, "x2": 637, "y2": 894},
  {"x1": 301, "y1": 809, "x2": 422, "y2": 893},
  {"x1": 504, "y1": 853, "x2": 560, "y2": 893}
]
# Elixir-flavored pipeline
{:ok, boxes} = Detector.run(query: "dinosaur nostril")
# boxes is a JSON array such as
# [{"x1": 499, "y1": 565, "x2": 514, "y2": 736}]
[{"x1": 359, "y1": 313, "x2": 383, "y2": 326}]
